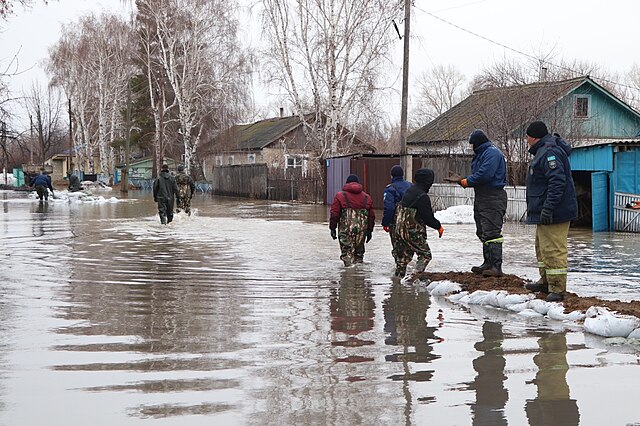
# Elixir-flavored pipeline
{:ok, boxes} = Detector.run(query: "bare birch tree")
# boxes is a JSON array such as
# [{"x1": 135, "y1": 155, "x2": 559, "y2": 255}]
[
  {"x1": 411, "y1": 64, "x2": 466, "y2": 129},
  {"x1": 22, "y1": 81, "x2": 64, "y2": 165},
  {"x1": 261, "y1": 0, "x2": 401, "y2": 167}
]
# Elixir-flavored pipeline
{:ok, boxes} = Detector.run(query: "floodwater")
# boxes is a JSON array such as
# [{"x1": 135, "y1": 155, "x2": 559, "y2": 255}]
[{"x1": 0, "y1": 189, "x2": 639, "y2": 425}]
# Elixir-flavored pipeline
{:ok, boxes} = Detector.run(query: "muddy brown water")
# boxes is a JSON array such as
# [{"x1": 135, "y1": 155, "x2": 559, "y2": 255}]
[{"x1": 0, "y1": 189, "x2": 639, "y2": 425}]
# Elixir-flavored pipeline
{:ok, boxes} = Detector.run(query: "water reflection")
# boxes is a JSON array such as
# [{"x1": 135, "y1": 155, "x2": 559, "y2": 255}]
[
  {"x1": 467, "y1": 321, "x2": 508, "y2": 426},
  {"x1": 329, "y1": 269, "x2": 375, "y2": 369},
  {"x1": 32, "y1": 201, "x2": 49, "y2": 237},
  {"x1": 525, "y1": 332, "x2": 580, "y2": 425}
]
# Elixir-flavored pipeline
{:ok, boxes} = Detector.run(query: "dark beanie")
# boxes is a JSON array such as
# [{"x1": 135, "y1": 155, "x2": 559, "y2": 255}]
[
  {"x1": 526, "y1": 121, "x2": 549, "y2": 138},
  {"x1": 346, "y1": 174, "x2": 359, "y2": 183},
  {"x1": 161, "y1": 164, "x2": 169, "y2": 172},
  {"x1": 468, "y1": 129, "x2": 489, "y2": 147},
  {"x1": 390, "y1": 165, "x2": 403, "y2": 178},
  {"x1": 414, "y1": 168, "x2": 433, "y2": 184}
]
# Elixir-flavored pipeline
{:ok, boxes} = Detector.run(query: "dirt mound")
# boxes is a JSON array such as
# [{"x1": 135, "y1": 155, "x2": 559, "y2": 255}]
[{"x1": 416, "y1": 271, "x2": 640, "y2": 319}]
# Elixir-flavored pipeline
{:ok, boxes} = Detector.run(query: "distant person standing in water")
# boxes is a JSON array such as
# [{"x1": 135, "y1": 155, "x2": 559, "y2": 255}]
[
  {"x1": 153, "y1": 164, "x2": 180, "y2": 225},
  {"x1": 30, "y1": 169, "x2": 55, "y2": 201},
  {"x1": 175, "y1": 164, "x2": 195, "y2": 215}
]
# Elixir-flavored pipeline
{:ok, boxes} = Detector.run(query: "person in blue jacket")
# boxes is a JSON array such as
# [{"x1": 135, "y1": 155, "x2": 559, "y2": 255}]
[
  {"x1": 446, "y1": 129, "x2": 507, "y2": 276},
  {"x1": 30, "y1": 169, "x2": 55, "y2": 201},
  {"x1": 523, "y1": 121, "x2": 578, "y2": 302},
  {"x1": 381, "y1": 165, "x2": 414, "y2": 268}
]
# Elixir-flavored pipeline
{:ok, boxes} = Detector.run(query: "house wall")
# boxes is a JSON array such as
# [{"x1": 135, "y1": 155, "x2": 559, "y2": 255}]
[
  {"x1": 570, "y1": 145, "x2": 613, "y2": 171},
  {"x1": 555, "y1": 85, "x2": 640, "y2": 138}
]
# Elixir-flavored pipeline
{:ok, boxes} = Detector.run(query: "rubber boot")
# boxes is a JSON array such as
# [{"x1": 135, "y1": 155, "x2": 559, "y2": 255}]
[
  {"x1": 471, "y1": 244, "x2": 491, "y2": 274},
  {"x1": 415, "y1": 258, "x2": 428, "y2": 273},
  {"x1": 525, "y1": 278, "x2": 549, "y2": 293},
  {"x1": 160, "y1": 215, "x2": 167, "y2": 225},
  {"x1": 482, "y1": 243, "x2": 503, "y2": 277}
]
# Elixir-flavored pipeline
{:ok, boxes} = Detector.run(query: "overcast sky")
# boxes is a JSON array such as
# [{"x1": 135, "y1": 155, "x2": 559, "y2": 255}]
[{"x1": 1, "y1": 0, "x2": 639, "y2": 124}]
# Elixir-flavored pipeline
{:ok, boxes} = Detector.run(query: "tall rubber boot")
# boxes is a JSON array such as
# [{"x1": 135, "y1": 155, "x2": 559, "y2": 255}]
[
  {"x1": 160, "y1": 215, "x2": 167, "y2": 225},
  {"x1": 482, "y1": 242, "x2": 503, "y2": 277},
  {"x1": 471, "y1": 244, "x2": 491, "y2": 274}
]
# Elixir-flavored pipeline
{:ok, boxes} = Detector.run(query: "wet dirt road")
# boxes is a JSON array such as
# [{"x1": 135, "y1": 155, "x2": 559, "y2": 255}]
[{"x1": 0, "y1": 190, "x2": 639, "y2": 425}]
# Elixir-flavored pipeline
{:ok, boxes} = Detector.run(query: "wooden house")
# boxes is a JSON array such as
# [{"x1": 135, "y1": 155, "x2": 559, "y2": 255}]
[{"x1": 408, "y1": 76, "x2": 640, "y2": 231}]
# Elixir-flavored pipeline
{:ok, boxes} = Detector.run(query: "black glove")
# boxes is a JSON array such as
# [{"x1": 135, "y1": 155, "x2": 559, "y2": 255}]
[
  {"x1": 366, "y1": 231, "x2": 372, "y2": 243},
  {"x1": 540, "y1": 208, "x2": 553, "y2": 225},
  {"x1": 330, "y1": 229, "x2": 337, "y2": 240}
]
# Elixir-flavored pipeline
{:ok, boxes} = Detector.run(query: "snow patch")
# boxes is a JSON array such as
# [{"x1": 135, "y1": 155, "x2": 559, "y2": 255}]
[{"x1": 434, "y1": 205, "x2": 474, "y2": 224}]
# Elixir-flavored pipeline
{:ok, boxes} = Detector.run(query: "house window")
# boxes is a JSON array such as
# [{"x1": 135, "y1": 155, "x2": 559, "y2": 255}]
[
  {"x1": 215, "y1": 156, "x2": 223, "y2": 166},
  {"x1": 285, "y1": 155, "x2": 304, "y2": 168},
  {"x1": 574, "y1": 95, "x2": 591, "y2": 118},
  {"x1": 227, "y1": 155, "x2": 235, "y2": 165},
  {"x1": 247, "y1": 153, "x2": 256, "y2": 164}
]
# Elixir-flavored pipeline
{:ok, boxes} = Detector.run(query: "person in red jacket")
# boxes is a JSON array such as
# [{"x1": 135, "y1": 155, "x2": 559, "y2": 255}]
[{"x1": 329, "y1": 174, "x2": 375, "y2": 266}]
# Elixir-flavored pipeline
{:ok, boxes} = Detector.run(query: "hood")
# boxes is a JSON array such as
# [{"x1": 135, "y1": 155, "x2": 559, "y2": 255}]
[
  {"x1": 342, "y1": 182, "x2": 363, "y2": 194},
  {"x1": 554, "y1": 134, "x2": 572, "y2": 156},
  {"x1": 160, "y1": 171, "x2": 172, "y2": 179},
  {"x1": 529, "y1": 133, "x2": 571, "y2": 156}
]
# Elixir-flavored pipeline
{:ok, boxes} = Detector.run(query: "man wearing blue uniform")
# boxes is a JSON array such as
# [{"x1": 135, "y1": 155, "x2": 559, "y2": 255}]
[
  {"x1": 523, "y1": 121, "x2": 578, "y2": 302},
  {"x1": 30, "y1": 169, "x2": 55, "y2": 201},
  {"x1": 446, "y1": 130, "x2": 507, "y2": 277},
  {"x1": 381, "y1": 165, "x2": 415, "y2": 268}
]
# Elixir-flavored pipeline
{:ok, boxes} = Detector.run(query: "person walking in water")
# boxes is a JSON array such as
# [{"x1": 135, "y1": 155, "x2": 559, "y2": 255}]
[
  {"x1": 175, "y1": 164, "x2": 195, "y2": 215},
  {"x1": 393, "y1": 168, "x2": 444, "y2": 278},
  {"x1": 381, "y1": 165, "x2": 416, "y2": 267},
  {"x1": 30, "y1": 169, "x2": 55, "y2": 201},
  {"x1": 329, "y1": 174, "x2": 375, "y2": 266},
  {"x1": 153, "y1": 164, "x2": 180, "y2": 225},
  {"x1": 445, "y1": 129, "x2": 507, "y2": 277}
]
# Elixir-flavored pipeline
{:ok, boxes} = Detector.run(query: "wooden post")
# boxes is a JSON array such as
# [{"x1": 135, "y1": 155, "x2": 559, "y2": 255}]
[{"x1": 399, "y1": 0, "x2": 412, "y2": 181}]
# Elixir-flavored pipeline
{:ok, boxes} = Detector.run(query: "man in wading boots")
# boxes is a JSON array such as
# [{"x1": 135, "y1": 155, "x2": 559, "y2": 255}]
[
  {"x1": 329, "y1": 174, "x2": 375, "y2": 266},
  {"x1": 175, "y1": 164, "x2": 195, "y2": 215},
  {"x1": 381, "y1": 165, "x2": 414, "y2": 267},
  {"x1": 523, "y1": 121, "x2": 577, "y2": 302},
  {"x1": 153, "y1": 164, "x2": 180, "y2": 225},
  {"x1": 445, "y1": 129, "x2": 507, "y2": 277},
  {"x1": 393, "y1": 168, "x2": 444, "y2": 278}
]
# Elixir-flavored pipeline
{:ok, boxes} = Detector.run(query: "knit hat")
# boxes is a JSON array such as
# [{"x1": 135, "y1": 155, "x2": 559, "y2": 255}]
[
  {"x1": 526, "y1": 121, "x2": 549, "y2": 139},
  {"x1": 177, "y1": 164, "x2": 185, "y2": 172},
  {"x1": 161, "y1": 164, "x2": 169, "y2": 172},
  {"x1": 390, "y1": 165, "x2": 404, "y2": 178},
  {"x1": 346, "y1": 174, "x2": 359, "y2": 183},
  {"x1": 414, "y1": 168, "x2": 434, "y2": 184},
  {"x1": 468, "y1": 129, "x2": 489, "y2": 147}
]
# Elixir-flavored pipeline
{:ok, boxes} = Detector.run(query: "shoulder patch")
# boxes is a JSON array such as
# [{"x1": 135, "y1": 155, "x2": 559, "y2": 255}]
[{"x1": 547, "y1": 155, "x2": 557, "y2": 169}]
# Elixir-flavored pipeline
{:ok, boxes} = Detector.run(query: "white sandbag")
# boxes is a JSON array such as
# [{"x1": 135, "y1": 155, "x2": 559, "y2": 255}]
[
  {"x1": 584, "y1": 307, "x2": 640, "y2": 338},
  {"x1": 447, "y1": 291, "x2": 468, "y2": 303},
  {"x1": 627, "y1": 328, "x2": 640, "y2": 339},
  {"x1": 546, "y1": 304, "x2": 585, "y2": 321},
  {"x1": 507, "y1": 302, "x2": 530, "y2": 312},
  {"x1": 528, "y1": 299, "x2": 551, "y2": 315},
  {"x1": 428, "y1": 280, "x2": 462, "y2": 296},
  {"x1": 517, "y1": 308, "x2": 544, "y2": 318},
  {"x1": 457, "y1": 293, "x2": 471, "y2": 304},
  {"x1": 468, "y1": 290, "x2": 492, "y2": 305},
  {"x1": 497, "y1": 293, "x2": 533, "y2": 309},
  {"x1": 482, "y1": 291, "x2": 502, "y2": 308}
]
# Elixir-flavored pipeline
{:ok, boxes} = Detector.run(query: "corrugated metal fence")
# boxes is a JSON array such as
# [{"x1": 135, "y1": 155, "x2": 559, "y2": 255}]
[
  {"x1": 430, "y1": 184, "x2": 528, "y2": 222},
  {"x1": 613, "y1": 192, "x2": 640, "y2": 232}
]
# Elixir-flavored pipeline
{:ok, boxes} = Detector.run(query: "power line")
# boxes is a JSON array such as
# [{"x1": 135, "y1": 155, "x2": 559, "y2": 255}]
[{"x1": 414, "y1": 5, "x2": 639, "y2": 92}]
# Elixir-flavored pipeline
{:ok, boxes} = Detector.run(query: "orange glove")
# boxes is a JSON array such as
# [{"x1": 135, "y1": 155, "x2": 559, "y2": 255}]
[
  {"x1": 460, "y1": 178, "x2": 468, "y2": 188},
  {"x1": 438, "y1": 226, "x2": 444, "y2": 238},
  {"x1": 383, "y1": 226, "x2": 390, "y2": 233}
]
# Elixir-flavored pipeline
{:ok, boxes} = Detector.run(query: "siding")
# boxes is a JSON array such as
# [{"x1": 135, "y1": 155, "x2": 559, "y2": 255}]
[{"x1": 570, "y1": 145, "x2": 613, "y2": 171}]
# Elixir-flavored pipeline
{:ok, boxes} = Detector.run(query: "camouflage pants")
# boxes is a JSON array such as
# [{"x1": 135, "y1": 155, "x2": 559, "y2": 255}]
[
  {"x1": 389, "y1": 222, "x2": 426, "y2": 265},
  {"x1": 393, "y1": 206, "x2": 432, "y2": 275},
  {"x1": 338, "y1": 207, "x2": 368, "y2": 266},
  {"x1": 35, "y1": 185, "x2": 48, "y2": 200},
  {"x1": 177, "y1": 185, "x2": 192, "y2": 214}
]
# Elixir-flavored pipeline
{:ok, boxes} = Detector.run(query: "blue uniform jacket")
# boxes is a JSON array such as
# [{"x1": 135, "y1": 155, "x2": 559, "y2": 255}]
[
  {"x1": 466, "y1": 141, "x2": 506, "y2": 189},
  {"x1": 382, "y1": 177, "x2": 411, "y2": 226},
  {"x1": 30, "y1": 174, "x2": 53, "y2": 190},
  {"x1": 526, "y1": 134, "x2": 578, "y2": 224}
]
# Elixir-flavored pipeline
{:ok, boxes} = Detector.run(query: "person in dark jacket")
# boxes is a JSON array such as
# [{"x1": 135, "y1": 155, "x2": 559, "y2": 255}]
[
  {"x1": 523, "y1": 121, "x2": 578, "y2": 302},
  {"x1": 152, "y1": 164, "x2": 180, "y2": 225},
  {"x1": 30, "y1": 169, "x2": 55, "y2": 201},
  {"x1": 175, "y1": 164, "x2": 196, "y2": 215},
  {"x1": 445, "y1": 129, "x2": 508, "y2": 276},
  {"x1": 68, "y1": 174, "x2": 82, "y2": 192},
  {"x1": 381, "y1": 165, "x2": 414, "y2": 265},
  {"x1": 329, "y1": 174, "x2": 375, "y2": 266},
  {"x1": 393, "y1": 168, "x2": 444, "y2": 278}
]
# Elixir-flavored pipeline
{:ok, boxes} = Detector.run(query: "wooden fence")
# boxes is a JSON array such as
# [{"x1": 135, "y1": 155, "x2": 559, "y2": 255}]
[
  {"x1": 430, "y1": 184, "x2": 528, "y2": 222},
  {"x1": 613, "y1": 192, "x2": 640, "y2": 232}
]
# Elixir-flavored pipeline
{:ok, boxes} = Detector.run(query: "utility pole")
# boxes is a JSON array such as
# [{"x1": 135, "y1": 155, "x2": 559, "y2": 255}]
[
  {"x1": 29, "y1": 115, "x2": 34, "y2": 164},
  {"x1": 399, "y1": 0, "x2": 412, "y2": 181},
  {"x1": 68, "y1": 99, "x2": 73, "y2": 179},
  {"x1": 121, "y1": 81, "x2": 131, "y2": 193},
  {"x1": 1, "y1": 121, "x2": 6, "y2": 185}
]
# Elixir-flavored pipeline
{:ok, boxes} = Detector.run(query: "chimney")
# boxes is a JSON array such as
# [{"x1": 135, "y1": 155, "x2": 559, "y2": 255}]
[
  {"x1": 279, "y1": 107, "x2": 284, "y2": 118},
  {"x1": 540, "y1": 66, "x2": 548, "y2": 81}
]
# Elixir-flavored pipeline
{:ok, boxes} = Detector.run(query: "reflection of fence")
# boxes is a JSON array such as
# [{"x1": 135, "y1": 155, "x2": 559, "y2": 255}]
[
  {"x1": 614, "y1": 192, "x2": 640, "y2": 232},
  {"x1": 430, "y1": 184, "x2": 527, "y2": 222},
  {"x1": 130, "y1": 178, "x2": 153, "y2": 191}
]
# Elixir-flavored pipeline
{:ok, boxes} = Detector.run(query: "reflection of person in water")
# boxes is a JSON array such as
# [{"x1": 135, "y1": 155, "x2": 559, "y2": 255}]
[
  {"x1": 468, "y1": 321, "x2": 508, "y2": 426},
  {"x1": 32, "y1": 201, "x2": 49, "y2": 237},
  {"x1": 329, "y1": 270, "x2": 375, "y2": 362},
  {"x1": 525, "y1": 332, "x2": 580, "y2": 426},
  {"x1": 383, "y1": 282, "x2": 440, "y2": 379}
]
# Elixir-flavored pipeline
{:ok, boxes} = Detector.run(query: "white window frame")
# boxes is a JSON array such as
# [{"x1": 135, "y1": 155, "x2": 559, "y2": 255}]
[
  {"x1": 574, "y1": 94, "x2": 591, "y2": 119},
  {"x1": 215, "y1": 156, "x2": 223, "y2": 166},
  {"x1": 227, "y1": 155, "x2": 235, "y2": 165},
  {"x1": 247, "y1": 153, "x2": 256, "y2": 164}
]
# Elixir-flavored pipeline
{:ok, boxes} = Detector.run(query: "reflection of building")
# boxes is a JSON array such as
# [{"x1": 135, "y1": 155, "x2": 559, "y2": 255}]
[
  {"x1": 525, "y1": 332, "x2": 580, "y2": 426},
  {"x1": 383, "y1": 283, "x2": 440, "y2": 381},
  {"x1": 467, "y1": 321, "x2": 508, "y2": 426},
  {"x1": 329, "y1": 271, "x2": 375, "y2": 363}
]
